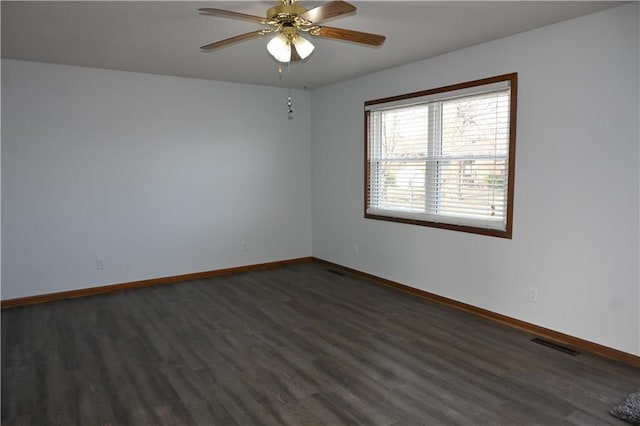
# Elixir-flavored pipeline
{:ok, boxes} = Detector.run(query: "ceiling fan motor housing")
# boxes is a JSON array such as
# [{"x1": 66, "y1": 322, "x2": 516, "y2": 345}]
[{"x1": 266, "y1": 4, "x2": 306, "y2": 20}]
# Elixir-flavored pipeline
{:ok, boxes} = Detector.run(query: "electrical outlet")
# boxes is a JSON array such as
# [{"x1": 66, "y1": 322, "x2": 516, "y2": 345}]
[
  {"x1": 96, "y1": 257, "x2": 106, "y2": 271},
  {"x1": 242, "y1": 241, "x2": 248, "y2": 253},
  {"x1": 352, "y1": 244, "x2": 359, "y2": 256},
  {"x1": 528, "y1": 286, "x2": 538, "y2": 303}
]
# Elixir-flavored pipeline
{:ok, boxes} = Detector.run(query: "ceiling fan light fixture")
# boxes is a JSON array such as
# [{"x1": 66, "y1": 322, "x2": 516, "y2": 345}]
[
  {"x1": 292, "y1": 35, "x2": 314, "y2": 60},
  {"x1": 267, "y1": 33, "x2": 292, "y2": 62}
]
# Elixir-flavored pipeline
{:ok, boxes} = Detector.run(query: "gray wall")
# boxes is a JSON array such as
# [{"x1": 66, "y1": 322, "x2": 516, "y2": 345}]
[
  {"x1": 310, "y1": 4, "x2": 640, "y2": 355},
  {"x1": 2, "y1": 60, "x2": 312, "y2": 299}
]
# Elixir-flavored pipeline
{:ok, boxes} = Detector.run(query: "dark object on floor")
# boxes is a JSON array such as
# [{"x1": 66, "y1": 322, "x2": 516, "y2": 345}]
[
  {"x1": 531, "y1": 337, "x2": 580, "y2": 356},
  {"x1": 611, "y1": 391, "x2": 640, "y2": 424}
]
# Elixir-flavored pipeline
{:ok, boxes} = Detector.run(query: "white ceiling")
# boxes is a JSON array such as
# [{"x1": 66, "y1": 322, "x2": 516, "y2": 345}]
[{"x1": 1, "y1": 1, "x2": 625, "y2": 89}]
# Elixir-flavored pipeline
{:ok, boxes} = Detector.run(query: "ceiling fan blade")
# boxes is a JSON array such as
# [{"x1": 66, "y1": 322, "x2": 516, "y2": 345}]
[
  {"x1": 299, "y1": 1, "x2": 356, "y2": 23},
  {"x1": 200, "y1": 30, "x2": 264, "y2": 50},
  {"x1": 198, "y1": 8, "x2": 264, "y2": 23},
  {"x1": 316, "y1": 26, "x2": 385, "y2": 46}
]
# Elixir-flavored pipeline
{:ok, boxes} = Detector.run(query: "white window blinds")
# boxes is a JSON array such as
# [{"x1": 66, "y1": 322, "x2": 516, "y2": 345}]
[{"x1": 365, "y1": 74, "x2": 517, "y2": 237}]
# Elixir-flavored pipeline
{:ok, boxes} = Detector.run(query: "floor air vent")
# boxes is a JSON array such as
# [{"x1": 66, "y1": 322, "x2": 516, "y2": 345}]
[
  {"x1": 531, "y1": 338, "x2": 580, "y2": 356},
  {"x1": 327, "y1": 269, "x2": 346, "y2": 276}
]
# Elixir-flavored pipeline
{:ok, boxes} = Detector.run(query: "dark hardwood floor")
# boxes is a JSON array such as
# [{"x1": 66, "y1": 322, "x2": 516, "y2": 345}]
[{"x1": 2, "y1": 262, "x2": 639, "y2": 425}]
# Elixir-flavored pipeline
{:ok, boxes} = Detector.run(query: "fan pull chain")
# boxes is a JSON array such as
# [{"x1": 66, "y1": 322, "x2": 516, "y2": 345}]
[
  {"x1": 278, "y1": 65, "x2": 294, "y2": 118},
  {"x1": 277, "y1": 60, "x2": 291, "y2": 79},
  {"x1": 287, "y1": 88, "x2": 294, "y2": 117}
]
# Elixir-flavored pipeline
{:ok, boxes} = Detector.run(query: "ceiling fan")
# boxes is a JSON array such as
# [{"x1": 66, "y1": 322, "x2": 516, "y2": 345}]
[{"x1": 199, "y1": 0, "x2": 386, "y2": 63}]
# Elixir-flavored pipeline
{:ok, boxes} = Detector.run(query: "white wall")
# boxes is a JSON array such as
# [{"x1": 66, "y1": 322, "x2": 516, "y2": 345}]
[
  {"x1": 2, "y1": 60, "x2": 312, "y2": 300},
  {"x1": 311, "y1": 4, "x2": 640, "y2": 355}
]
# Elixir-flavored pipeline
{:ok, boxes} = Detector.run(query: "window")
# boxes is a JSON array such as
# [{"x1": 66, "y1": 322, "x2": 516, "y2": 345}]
[{"x1": 365, "y1": 73, "x2": 517, "y2": 238}]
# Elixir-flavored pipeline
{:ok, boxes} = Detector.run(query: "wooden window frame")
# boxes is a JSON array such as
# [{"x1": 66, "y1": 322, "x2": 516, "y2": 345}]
[{"x1": 364, "y1": 73, "x2": 518, "y2": 239}]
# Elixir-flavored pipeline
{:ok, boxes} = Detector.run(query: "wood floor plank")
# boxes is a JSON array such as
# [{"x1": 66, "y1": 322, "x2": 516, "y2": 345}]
[{"x1": 2, "y1": 262, "x2": 638, "y2": 425}]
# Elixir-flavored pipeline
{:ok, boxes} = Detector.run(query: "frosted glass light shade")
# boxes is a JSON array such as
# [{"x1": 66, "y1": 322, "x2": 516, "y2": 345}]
[
  {"x1": 267, "y1": 33, "x2": 315, "y2": 63},
  {"x1": 267, "y1": 34, "x2": 291, "y2": 63},
  {"x1": 293, "y1": 35, "x2": 314, "y2": 60}
]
